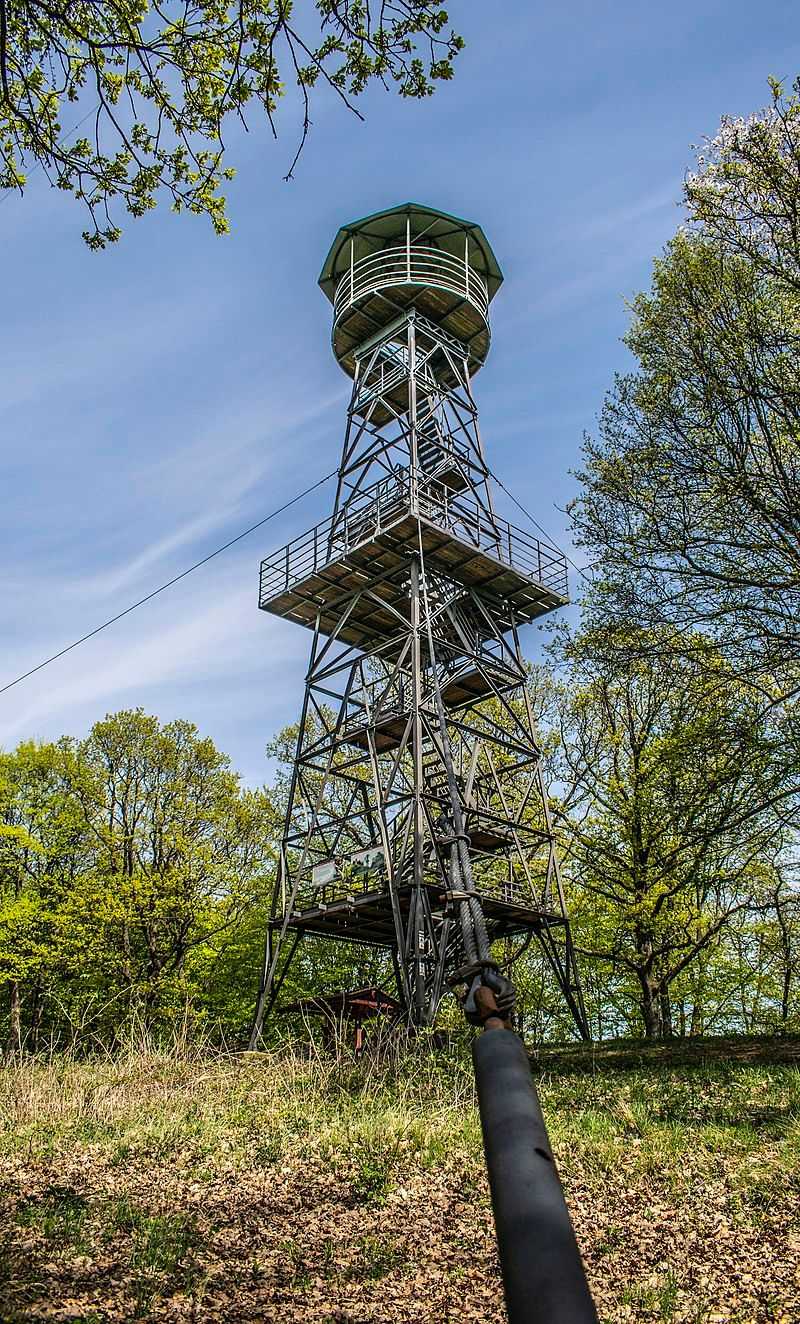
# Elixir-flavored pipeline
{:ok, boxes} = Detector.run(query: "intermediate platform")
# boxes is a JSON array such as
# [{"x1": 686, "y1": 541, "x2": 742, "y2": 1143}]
[
  {"x1": 259, "y1": 474, "x2": 568, "y2": 653},
  {"x1": 278, "y1": 881, "x2": 565, "y2": 947},
  {"x1": 341, "y1": 661, "x2": 520, "y2": 753}
]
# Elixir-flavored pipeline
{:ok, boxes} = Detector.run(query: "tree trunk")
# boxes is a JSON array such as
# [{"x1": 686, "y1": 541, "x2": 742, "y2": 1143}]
[
  {"x1": 659, "y1": 989, "x2": 673, "y2": 1038},
  {"x1": 639, "y1": 979, "x2": 661, "y2": 1039},
  {"x1": 28, "y1": 983, "x2": 44, "y2": 1053},
  {"x1": 7, "y1": 981, "x2": 22, "y2": 1055},
  {"x1": 775, "y1": 890, "x2": 793, "y2": 1032}
]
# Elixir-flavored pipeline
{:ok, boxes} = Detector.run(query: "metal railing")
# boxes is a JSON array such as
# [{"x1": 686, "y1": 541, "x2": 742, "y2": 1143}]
[
  {"x1": 259, "y1": 470, "x2": 568, "y2": 607},
  {"x1": 355, "y1": 344, "x2": 470, "y2": 413},
  {"x1": 334, "y1": 244, "x2": 490, "y2": 325},
  {"x1": 345, "y1": 675, "x2": 410, "y2": 732},
  {"x1": 290, "y1": 857, "x2": 549, "y2": 916},
  {"x1": 342, "y1": 651, "x2": 515, "y2": 738}
]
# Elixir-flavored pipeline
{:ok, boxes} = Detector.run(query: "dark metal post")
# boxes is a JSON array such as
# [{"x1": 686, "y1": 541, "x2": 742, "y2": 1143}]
[
  {"x1": 472, "y1": 1026, "x2": 598, "y2": 1324},
  {"x1": 409, "y1": 555, "x2": 427, "y2": 1020}
]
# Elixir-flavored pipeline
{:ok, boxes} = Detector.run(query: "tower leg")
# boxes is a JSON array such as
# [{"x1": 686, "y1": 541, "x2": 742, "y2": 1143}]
[
  {"x1": 248, "y1": 929, "x2": 302, "y2": 1048},
  {"x1": 404, "y1": 885, "x2": 440, "y2": 1026},
  {"x1": 535, "y1": 925, "x2": 591, "y2": 1042}
]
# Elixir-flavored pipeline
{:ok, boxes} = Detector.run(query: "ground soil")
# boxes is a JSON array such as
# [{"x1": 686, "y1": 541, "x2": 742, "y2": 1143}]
[{"x1": 1, "y1": 1036, "x2": 798, "y2": 1323}]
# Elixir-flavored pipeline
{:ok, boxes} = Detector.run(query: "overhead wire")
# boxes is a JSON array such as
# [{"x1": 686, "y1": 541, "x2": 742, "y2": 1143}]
[
  {"x1": 2, "y1": 106, "x2": 599, "y2": 689},
  {"x1": 0, "y1": 469, "x2": 337, "y2": 696},
  {"x1": 489, "y1": 467, "x2": 594, "y2": 585},
  {"x1": 489, "y1": 465, "x2": 742, "y2": 672},
  {"x1": 2, "y1": 458, "x2": 593, "y2": 700}
]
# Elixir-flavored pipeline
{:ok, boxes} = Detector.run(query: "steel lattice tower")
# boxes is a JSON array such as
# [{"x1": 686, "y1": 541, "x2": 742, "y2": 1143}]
[{"x1": 250, "y1": 204, "x2": 589, "y2": 1042}]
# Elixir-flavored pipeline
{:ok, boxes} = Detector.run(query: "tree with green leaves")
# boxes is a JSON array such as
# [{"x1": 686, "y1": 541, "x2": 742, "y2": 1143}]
[
  {"x1": 0, "y1": 712, "x2": 278, "y2": 1047},
  {"x1": 711, "y1": 874, "x2": 800, "y2": 1035},
  {"x1": 550, "y1": 628, "x2": 798, "y2": 1039},
  {"x1": 0, "y1": 1, "x2": 462, "y2": 246},
  {"x1": 569, "y1": 80, "x2": 800, "y2": 699},
  {"x1": 0, "y1": 741, "x2": 86, "y2": 1052},
  {"x1": 55, "y1": 709, "x2": 277, "y2": 1030}
]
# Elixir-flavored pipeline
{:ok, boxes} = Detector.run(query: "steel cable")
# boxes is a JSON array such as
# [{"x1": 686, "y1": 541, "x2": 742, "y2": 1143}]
[{"x1": 1, "y1": 469, "x2": 338, "y2": 696}]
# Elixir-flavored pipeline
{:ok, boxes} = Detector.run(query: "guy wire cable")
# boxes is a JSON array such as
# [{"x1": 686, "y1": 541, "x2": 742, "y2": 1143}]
[
  {"x1": 1, "y1": 469, "x2": 338, "y2": 696},
  {"x1": 488, "y1": 466, "x2": 594, "y2": 584}
]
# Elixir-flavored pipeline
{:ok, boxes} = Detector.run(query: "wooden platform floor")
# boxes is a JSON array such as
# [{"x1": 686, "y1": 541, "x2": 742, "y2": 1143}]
[
  {"x1": 279, "y1": 883, "x2": 564, "y2": 946},
  {"x1": 342, "y1": 665, "x2": 516, "y2": 753},
  {"x1": 260, "y1": 509, "x2": 566, "y2": 654}
]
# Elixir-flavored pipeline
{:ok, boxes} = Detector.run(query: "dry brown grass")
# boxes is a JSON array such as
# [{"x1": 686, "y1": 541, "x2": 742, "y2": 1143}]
[{"x1": 0, "y1": 1037, "x2": 799, "y2": 1322}]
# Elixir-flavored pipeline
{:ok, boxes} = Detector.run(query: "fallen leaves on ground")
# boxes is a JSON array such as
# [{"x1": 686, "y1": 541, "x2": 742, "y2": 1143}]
[{"x1": 0, "y1": 1046, "x2": 799, "y2": 1322}]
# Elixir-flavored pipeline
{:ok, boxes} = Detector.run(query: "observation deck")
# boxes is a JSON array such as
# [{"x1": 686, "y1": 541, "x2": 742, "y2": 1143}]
[
  {"x1": 319, "y1": 203, "x2": 503, "y2": 377},
  {"x1": 277, "y1": 876, "x2": 565, "y2": 947},
  {"x1": 259, "y1": 470, "x2": 568, "y2": 654}
]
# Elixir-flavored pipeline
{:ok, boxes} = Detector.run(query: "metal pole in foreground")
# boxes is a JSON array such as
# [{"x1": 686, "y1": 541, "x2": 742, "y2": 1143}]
[{"x1": 472, "y1": 992, "x2": 598, "y2": 1324}]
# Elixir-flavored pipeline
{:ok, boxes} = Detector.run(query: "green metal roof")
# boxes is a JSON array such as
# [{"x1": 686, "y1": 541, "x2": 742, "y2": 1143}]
[{"x1": 318, "y1": 202, "x2": 504, "y2": 304}]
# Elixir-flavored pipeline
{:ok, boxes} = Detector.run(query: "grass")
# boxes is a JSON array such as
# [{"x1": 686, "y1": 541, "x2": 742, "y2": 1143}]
[
  {"x1": 0, "y1": 1034, "x2": 799, "y2": 1321},
  {"x1": 15, "y1": 1187, "x2": 91, "y2": 1251},
  {"x1": 1, "y1": 1032, "x2": 483, "y2": 1180},
  {"x1": 110, "y1": 1199, "x2": 201, "y2": 1316}
]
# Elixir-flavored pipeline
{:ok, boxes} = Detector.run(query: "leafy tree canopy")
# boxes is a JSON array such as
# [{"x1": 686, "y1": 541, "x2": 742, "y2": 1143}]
[
  {"x1": 550, "y1": 625, "x2": 799, "y2": 1037},
  {"x1": 0, "y1": 1, "x2": 463, "y2": 246},
  {"x1": 0, "y1": 711, "x2": 278, "y2": 1046},
  {"x1": 569, "y1": 80, "x2": 800, "y2": 699}
]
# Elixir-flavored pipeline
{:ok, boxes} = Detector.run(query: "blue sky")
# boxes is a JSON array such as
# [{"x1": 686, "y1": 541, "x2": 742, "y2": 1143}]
[{"x1": 2, "y1": 1, "x2": 798, "y2": 786}]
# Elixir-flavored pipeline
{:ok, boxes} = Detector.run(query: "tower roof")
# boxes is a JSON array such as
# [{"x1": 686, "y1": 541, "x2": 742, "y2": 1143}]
[{"x1": 318, "y1": 201, "x2": 503, "y2": 303}]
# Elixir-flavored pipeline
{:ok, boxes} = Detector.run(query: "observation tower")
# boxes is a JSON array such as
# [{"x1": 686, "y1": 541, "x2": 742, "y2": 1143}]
[{"x1": 250, "y1": 203, "x2": 588, "y2": 1040}]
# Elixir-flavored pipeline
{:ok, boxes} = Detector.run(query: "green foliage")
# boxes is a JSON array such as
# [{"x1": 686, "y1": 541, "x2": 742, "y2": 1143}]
[
  {"x1": 16, "y1": 1188, "x2": 90, "y2": 1252},
  {"x1": 0, "y1": 1, "x2": 464, "y2": 246},
  {"x1": 533, "y1": 633, "x2": 799, "y2": 1038},
  {"x1": 3, "y1": 682, "x2": 795, "y2": 1048},
  {"x1": 559, "y1": 80, "x2": 800, "y2": 1040},
  {"x1": 84, "y1": 1196, "x2": 203, "y2": 1316},
  {"x1": 569, "y1": 79, "x2": 800, "y2": 695},
  {"x1": 348, "y1": 1234, "x2": 404, "y2": 1280},
  {"x1": 0, "y1": 710, "x2": 277, "y2": 1048}
]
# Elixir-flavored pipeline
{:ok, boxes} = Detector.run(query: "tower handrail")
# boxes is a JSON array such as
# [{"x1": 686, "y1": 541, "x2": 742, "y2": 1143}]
[
  {"x1": 259, "y1": 470, "x2": 569, "y2": 606},
  {"x1": 333, "y1": 244, "x2": 490, "y2": 325}
]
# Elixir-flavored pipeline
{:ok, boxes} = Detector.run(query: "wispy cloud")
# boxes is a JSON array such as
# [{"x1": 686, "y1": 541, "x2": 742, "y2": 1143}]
[
  {"x1": 7, "y1": 377, "x2": 346, "y2": 607},
  {"x1": 0, "y1": 570, "x2": 307, "y2": 750},
  {"x1": 573, "y1": 184, "x2": 683, "y2": 240},
  {"x1": 500, "y1": 250, "x2": 639, "y2": 329},
  {"x1": 62, "y1": 508, "x2": 242, "y2": 601},
  {"x1": 499, "y1": 183, "x2": 683, "y2": 332},
  {"x1": 5, "y1": 0, "x2": 788, "y2": 786},
  {"x1": 1, "y1": 290, "x2": 229, "y2": 416},
  {"x1": 143, "y1": 381, "x2": 346, "y2": 495}
]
